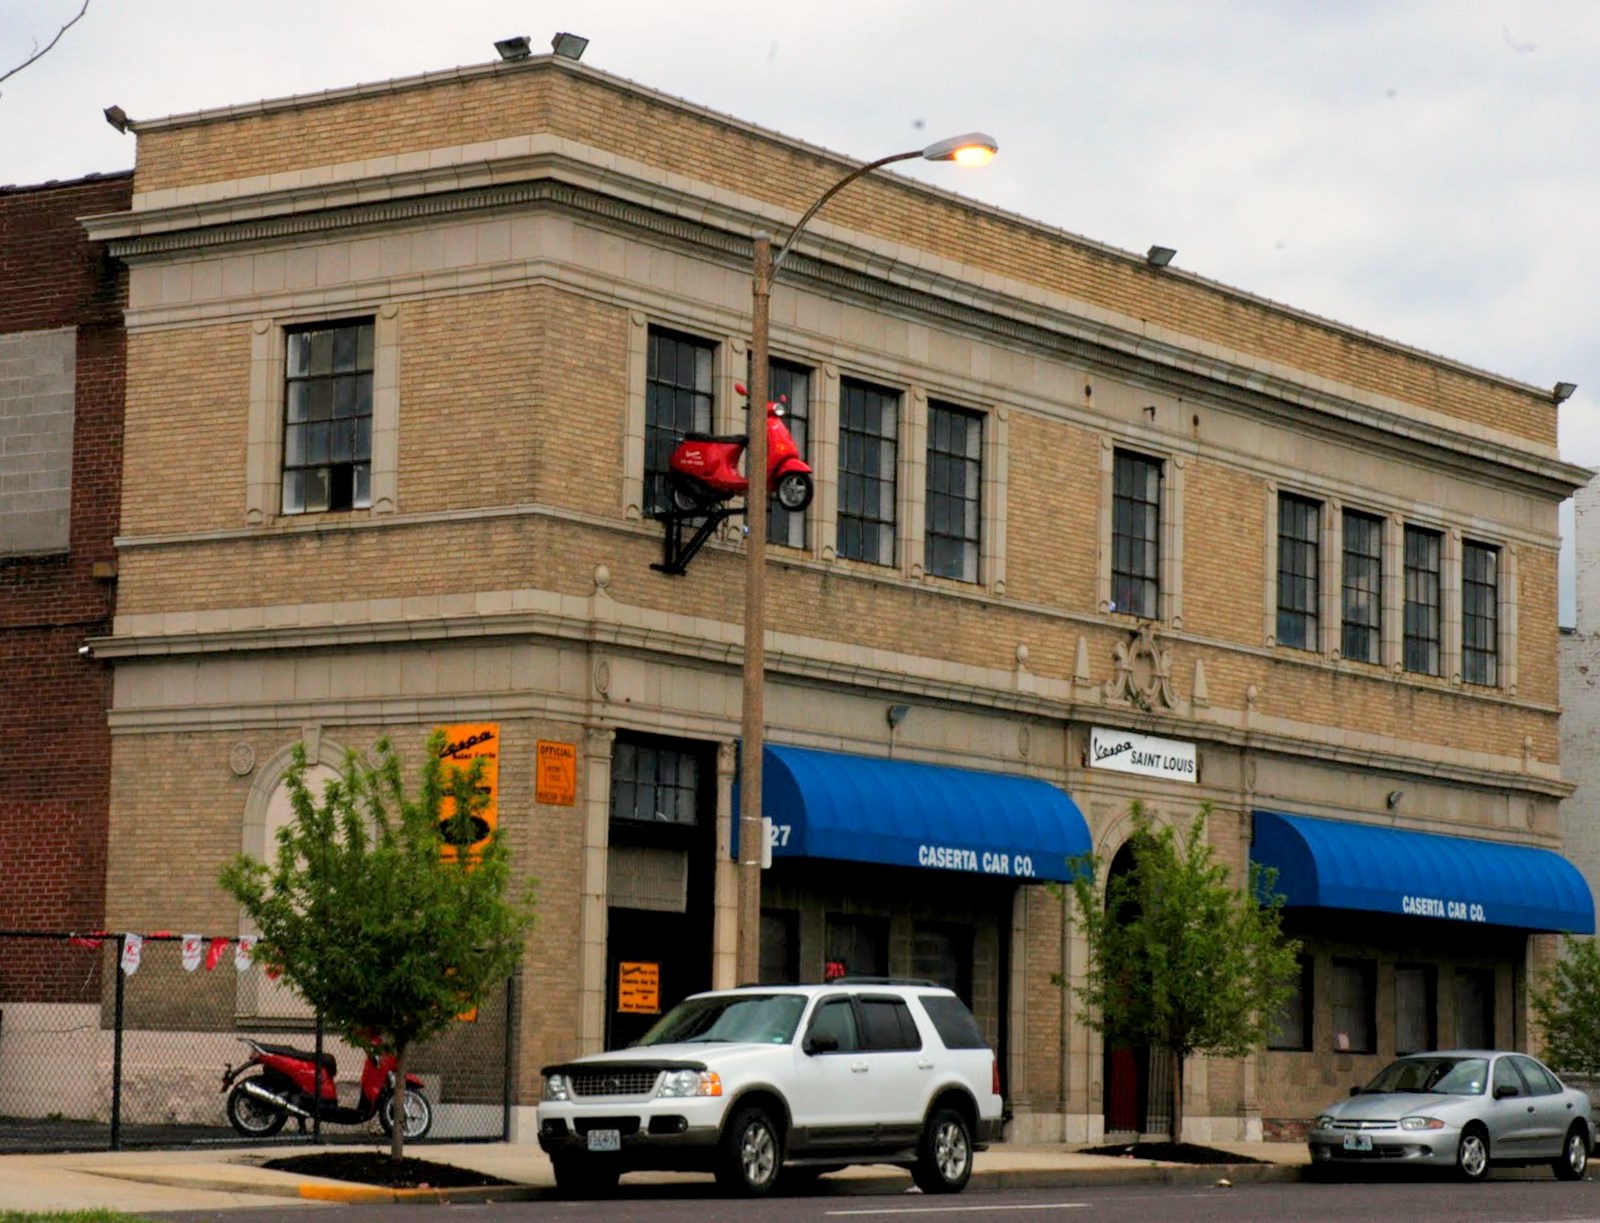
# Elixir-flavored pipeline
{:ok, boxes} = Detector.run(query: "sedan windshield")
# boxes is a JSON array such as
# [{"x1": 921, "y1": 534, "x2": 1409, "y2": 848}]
[
  {"x1": 637, "y1": 993, "x2": 807, "y2": 1047},
  {"x1": 1362, "y1": 1056, "x2": 1488, "y2": 1096}
]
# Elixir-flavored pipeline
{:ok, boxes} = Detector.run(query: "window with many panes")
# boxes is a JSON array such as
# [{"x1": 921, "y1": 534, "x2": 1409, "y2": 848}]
[
  {"x1": 645, "y1": 328, "x2": 714, "y2": 517},
  {"x1": 1395, "y1": 964, "x2": 1436, "y2": 1055},
  {"x1": 760, "y1": 359, "x2": 810, "y2": 549},
  {"x1": 837, "y1": 378, "x2": 899, "y2": 565},
  {"x1": 926, "y1": 402, "x2": 982, "y2": 582},
  {"x1": 1268, "y1": 954, "x2": 1314, "y2": 1050},
  {"x1": 1331, "y1": 958, "x2": 1375, "y2": 1053},
  {"x1": 1462, "y1": 541, "x2": 1499, "y2": 687},
  {"x1": 1403, "y1": 526, "x2": 1442, "y2": 676},
  {"x1": 1111, "y1": 450, "x2": 1162, "y2": 618},
  {"x1": 282, "y1": 319, "x2": 374, "y2": 514},
  {"x1": 1342, "y1": 510, "x2": 1383, "y2": 663},
  {"x1": 610, "y1": 738, "x2": 701, "y2": 826},
  {"x1": 1454, "y1": 968, "x2": 1494, "y2": 1049},
  {"x1": 1277, "y1": 494, "x2": 1320, "y2": 650}
]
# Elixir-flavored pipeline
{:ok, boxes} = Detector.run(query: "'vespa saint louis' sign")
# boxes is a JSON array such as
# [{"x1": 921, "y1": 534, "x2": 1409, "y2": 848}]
[{"x1": 1089, "y1": 726, "x2": 1197, "y2": 783}]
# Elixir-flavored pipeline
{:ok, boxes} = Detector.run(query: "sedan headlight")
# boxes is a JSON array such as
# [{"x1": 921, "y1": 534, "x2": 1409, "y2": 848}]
[
  {"x1": 656, "y1": 1069, "x2": 722, "y2": 1098},
  {"x1": 1315, "y1": 1114, "x2": 1335, "y2": 1130},
  {"x1": 1400, "y1": 1116, "x2": 1446, "y2": 1131},
  {"x1": 542, "y1": 1073, "x2": 571, "y2": 1102}
]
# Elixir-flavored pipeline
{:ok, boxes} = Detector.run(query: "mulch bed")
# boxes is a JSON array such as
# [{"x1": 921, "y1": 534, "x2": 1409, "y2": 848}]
[
  {"x1": 263, "y1": 1150, "x2": 514, "y2": 1189},
  {"x1": 1079, "y1": 1142, "x2": 1265, "y2": 1165}
]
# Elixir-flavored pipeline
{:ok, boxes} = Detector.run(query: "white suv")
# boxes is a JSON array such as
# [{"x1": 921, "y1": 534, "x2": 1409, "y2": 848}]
[{"x1": 536, "y1": 980, "x2": 1004, "y2": 1196}]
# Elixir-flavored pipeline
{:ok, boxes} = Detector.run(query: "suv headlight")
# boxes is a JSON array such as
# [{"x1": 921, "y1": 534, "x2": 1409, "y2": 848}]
[
  {"x1": 1400, "y1": 1116, "x2": 1445, "y2": 1131},
  {"x1": 542, "y1": 1073, "x2": 571, "y2": 1102},
  {"x1": 656, "y1": 1069, "x2": 722, "y2": 1098},
  {"x1": 1315, "y1": 1114, "x2": 1335, "y2": 1130}
]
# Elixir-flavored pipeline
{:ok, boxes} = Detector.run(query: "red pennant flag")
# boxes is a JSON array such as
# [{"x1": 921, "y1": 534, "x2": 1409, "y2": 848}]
[
  {"x1": 69, "y1": 932, "x2": 108, "y2": 949},
  {"x1": 265, "y1": 963, "x2": 282, "y2": 981},
  {"x1": 205, "y1": 937, "x2": 229, "y2": 971}
]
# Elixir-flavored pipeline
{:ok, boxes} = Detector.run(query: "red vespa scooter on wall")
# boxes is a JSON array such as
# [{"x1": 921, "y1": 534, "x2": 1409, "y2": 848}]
[
  {"x1": 666, "y1": 383, "x2": 814, "y2": 514},
  {"x1": 222, "y1": 1036, "x2": 433, "y2": 1139}
]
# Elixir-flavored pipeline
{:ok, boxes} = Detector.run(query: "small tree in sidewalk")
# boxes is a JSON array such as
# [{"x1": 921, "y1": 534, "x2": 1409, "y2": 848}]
[
  {"x1": 220, "y1": 731, "x2": 536, "y2": 1160},
  {"x1": 1055, "y1": 801, "x2": 1300, "y2": 1145},
  {"x1": 1531, "y1": 936, "x2": 1600, "y2": 1080}
]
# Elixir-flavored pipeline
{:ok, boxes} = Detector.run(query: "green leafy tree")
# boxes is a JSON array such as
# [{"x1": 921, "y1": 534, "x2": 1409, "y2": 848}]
[
  {"x1": 219, "y1": 731, "x2": 536, "y2": 1160},
  {"x1": 1055, "y1": 801, "x2": 1299, "y2": 1144},
  {"x1": 1531, "y1": 936, "x2": 1600, "y2": 1079}
]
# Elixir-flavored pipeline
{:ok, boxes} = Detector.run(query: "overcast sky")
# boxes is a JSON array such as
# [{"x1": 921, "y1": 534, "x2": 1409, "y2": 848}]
[{"x1": 4, "y1": 0, "x2": 1597, "y2": 621}]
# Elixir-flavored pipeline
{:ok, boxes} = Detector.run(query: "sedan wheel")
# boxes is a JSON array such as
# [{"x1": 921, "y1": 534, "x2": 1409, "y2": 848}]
[
  {"x1": 1456, "y1": 1126, "x2": 1490, "y2": 1182},
  {"x1": 1553, "y1": 1125, "x2": 1589, "y2": 1180}
]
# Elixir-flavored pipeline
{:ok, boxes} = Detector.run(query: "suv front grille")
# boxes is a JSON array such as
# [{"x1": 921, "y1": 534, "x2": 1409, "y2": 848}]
[{"x1": 571, "y1": 1069, "x2": 659, "y2": 1098}]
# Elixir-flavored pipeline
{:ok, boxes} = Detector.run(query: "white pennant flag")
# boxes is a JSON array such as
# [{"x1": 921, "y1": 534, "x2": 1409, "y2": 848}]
[
  {"x1": 180, "y1": 934, "x2": 203, "y2": 972},
  {"x1": 119, "y1": 933, "x2": 143, "y2": 976},
  {"x1": 235, "y1": 935, "x2": 257, "y2": 972}
]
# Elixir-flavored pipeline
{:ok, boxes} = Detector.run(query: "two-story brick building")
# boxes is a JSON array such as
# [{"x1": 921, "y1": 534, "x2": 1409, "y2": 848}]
[
  {"x1": 81, "y1": 52, "x2": 1591, "y2": 1143},
  {"x1": 1, "y1": 171, "x2": 131, "y2": 992}
]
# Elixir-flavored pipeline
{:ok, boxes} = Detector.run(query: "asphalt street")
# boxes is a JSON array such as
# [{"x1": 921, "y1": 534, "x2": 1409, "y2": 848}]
[{"x1": 153, "y1": 1178, "x2": 1600, "y2": 1223}]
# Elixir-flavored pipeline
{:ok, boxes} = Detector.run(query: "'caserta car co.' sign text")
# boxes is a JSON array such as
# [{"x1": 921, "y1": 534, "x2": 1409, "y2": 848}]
[
  {"x1": 1088, "y1": 727, "x2": 1197, "y2": 783},
  {"x1": 1402, "y1": 894, "x2": 1487, "y2": 922}
]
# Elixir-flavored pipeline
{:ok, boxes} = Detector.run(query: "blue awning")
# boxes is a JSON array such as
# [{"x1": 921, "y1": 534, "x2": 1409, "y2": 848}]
[
  {"x1": 1252, "y1": 810, "x2": 1595, "y2": 934},
  {"x1": 740, "y1": 744, "x2": 1091, "y2": 883}
]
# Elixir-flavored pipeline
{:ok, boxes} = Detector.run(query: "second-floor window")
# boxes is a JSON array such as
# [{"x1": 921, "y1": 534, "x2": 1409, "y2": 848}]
[
  {"x1": 926, "y1": 402, "x2": 982, "y2": 582},
  {"x1": 1462, "y1": 541, "x2": 1499, "y2": 687},
  {"x1": 1342, "y1": 510, "x2": 1383, "y2": 664},
  {"x1": 1111, "y1": 450, "x2": 1162, "y2": 618},
  {"x1": 766, "y1": 360, "x2": 810, "y2": 549},
  {"x1": 1277, "y1": 494, "x2": 1320, "y2": 650},
  {"x1": 283, "y1": 319, "x2": 374, "y2": 515},
  {"x1": 838, "y1": 378, "x2": 899, "y2": 566},
  {"x1": 1404, "y1": 525, "x2": 1442, "y2": 676},
  {"x1": 645, "y1": 327, "x2": 714, "y2": 517}
]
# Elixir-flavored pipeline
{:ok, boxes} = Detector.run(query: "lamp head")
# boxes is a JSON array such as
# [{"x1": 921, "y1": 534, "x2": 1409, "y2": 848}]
[
  {"x1": 920, "y1": 132, "x2": 998, "y2": 167},
  {"x1": 494, "y1": 35, "x2": 532, "y2": 61},
  {"x1": 551, "y1": 31, "x2": 589, "y2": 60},
  {"x1": 886, "y1": 704, "x2": 911, "y2": 729},
  {"x1": 1146, "y1": 245, "x2": 1177, "y2": 268},
  {"x1": 1554, "y1": 381, "x2": 1578, "y2": 404},
  {"x1": 103, "y1": 105, "x2": 130, "y2": 134}
]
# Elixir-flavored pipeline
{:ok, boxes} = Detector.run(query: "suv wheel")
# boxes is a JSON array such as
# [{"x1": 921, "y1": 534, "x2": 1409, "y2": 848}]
[
  {"x1": 912, "y1": 1106, "x2": 973, "y2": 1194},
  {"x1": 717, "y1": 1104, "x2": 782, "y2": 1196},
  {"x1": 551, "y1": 1154, "x2": 621, "y2": 1198}
]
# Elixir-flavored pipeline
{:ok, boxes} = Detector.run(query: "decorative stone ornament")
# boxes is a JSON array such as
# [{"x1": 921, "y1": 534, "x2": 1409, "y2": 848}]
[
  {"x1": 229, "y1": 741, "x2": 257, "y2": 776},
  {"x1": 1103, "y1": 623, "x2": 1178, "y2": 712}
]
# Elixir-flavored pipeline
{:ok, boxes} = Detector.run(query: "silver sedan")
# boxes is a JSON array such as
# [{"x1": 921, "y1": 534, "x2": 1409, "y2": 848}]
[{"x1": 1307, "y1": 1050, "x2": 1593, "y2": 1181}]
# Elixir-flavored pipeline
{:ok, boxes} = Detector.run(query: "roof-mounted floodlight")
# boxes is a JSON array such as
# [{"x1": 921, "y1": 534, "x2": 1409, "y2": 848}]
[
  {"x1": 919, "y1": 131, "x2": 998, "y2": 167},
  {"x1": 103, "y1": 105, "x2": 130, "y2": 133},
  {"x1": 494, "y1": 35, "x2": 532, "y2": 61},
  {"x1": 1146, "y1": 245, "x2": 1177, "y2": 268},
  {"x1": 1554, "y1": 381, "x2": 1578, "y2": 404},
  {"x1": 551, "y1": 31, "x2": 589, "y2": 60}
]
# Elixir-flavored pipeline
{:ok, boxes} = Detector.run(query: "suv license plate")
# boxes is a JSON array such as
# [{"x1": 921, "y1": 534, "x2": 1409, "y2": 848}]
[
  {"x1": 1342, "y1": 1134, "x2": 1373, "y2": 1152},
  {"x1": 587, "y1": 1129, "x2": 621, "y2": 1153}
]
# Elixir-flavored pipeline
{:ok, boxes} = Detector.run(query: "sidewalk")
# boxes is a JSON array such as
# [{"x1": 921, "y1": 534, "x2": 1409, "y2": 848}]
[{"x1": 0, "y1": 1140, "x2": 1310, "y2": 1212}]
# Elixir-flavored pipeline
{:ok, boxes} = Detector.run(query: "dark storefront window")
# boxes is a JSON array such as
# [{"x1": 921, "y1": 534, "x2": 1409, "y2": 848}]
[
  {"x1": 610, "y1": 739, "x2": 700, "y2": 826},
  {"x1": 1454, "y1": 968, "x2": 1495, "y2": 1049},
  {"x1": 1268, "y1": 954, "x2": 1313, "y2": 1050},
  {"x1": 1277, "y1": 494, "x2": 1320, "y2": 650},
  {"x1": 1395, "y1": 964, "x2": 1437, "y2": 1054},
  {"x1": 825, "y1": 913, "x2": 888, "y2": 979},
  {"x1": 760, "y1": 909, "x2": 799, "y2": 984},
  {"x1": 1331, "y1": 958, "x2": 1375, "y2": 1053},
  {"x1": 913, "y1": 923, "x2": 974, "y2": 1004}
]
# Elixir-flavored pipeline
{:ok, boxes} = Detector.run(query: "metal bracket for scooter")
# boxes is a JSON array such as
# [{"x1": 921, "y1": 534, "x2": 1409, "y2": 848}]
[{"x1": 650, "y1": 501, "x2": 743, "y2": 576}]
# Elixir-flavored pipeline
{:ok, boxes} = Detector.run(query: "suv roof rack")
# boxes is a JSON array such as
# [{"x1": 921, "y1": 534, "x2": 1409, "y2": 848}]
[{"x1": 830, "y1": 976, "x2": 942, "y2": 987}]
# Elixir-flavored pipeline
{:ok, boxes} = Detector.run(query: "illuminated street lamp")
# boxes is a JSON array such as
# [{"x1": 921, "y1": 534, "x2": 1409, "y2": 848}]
[{"x1": 737, "y1": 133, "x2": 999, "y2": 981}]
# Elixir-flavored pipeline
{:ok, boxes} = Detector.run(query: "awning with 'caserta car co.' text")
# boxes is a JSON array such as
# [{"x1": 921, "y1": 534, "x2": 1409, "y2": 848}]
[
  {"x1": 733, "y1": 744, "x2": 1091, "y2": 883},
  {"x1": 1252, "y1": 809, "x2": 1595, "y2": 934}
]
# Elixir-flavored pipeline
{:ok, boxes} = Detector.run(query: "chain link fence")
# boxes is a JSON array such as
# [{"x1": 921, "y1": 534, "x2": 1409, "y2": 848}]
[{"x1": 0, "y1": 931, "x2": 513, "y2": 1153}]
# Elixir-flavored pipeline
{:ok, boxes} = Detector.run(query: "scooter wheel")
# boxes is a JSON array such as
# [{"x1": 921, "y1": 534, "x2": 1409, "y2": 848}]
[
  {"x1": 670, "y1": 478, "x2": 707, "y2": 513},
  {"x1": 378, "y1": 1086, "x2": 434, "y2": 1140},
  {"x1": 775, "y1": 471, "x2": 814, "y2": 512},
  {"x1": 226, "y1": 1078, "x2": 288, "y2": 1138}
]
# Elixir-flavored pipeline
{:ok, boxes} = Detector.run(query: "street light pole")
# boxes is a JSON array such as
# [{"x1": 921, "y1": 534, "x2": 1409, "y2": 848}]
[{"x1": 735, "y1": 134, "x2": 999, "y2": 984}]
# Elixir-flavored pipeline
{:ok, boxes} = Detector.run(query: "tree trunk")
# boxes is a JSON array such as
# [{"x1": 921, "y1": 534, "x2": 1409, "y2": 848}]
[
  {"x1": 390, "y1": 1040, "x2": 408, "y2": 1162},
  {"x1": 1169, "y1": 1051, "x2": 1184, "y2": 1147}
]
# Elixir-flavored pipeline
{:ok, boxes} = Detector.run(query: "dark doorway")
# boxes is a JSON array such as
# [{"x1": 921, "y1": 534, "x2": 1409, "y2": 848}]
[
  {"x1": 605, "y1": 734, "x2": 716, "y2": 1049},
  {"x1": 1101, "y1": 837, "x2": 1169, "y2": 1136}
]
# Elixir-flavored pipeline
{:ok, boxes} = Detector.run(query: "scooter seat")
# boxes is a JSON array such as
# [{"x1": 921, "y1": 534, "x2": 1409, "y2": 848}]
[
  {"x1": 681, "y1": 432, "x2": 747, "y2": 445},
  {"x1": 255, "y1": 1041, "x2": 338, "y2": 1075}
]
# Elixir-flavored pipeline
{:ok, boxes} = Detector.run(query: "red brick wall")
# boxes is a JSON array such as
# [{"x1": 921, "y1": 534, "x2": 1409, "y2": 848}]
[{"x1": 0, "y1": 173, "x2": 130, "y2": 1001}]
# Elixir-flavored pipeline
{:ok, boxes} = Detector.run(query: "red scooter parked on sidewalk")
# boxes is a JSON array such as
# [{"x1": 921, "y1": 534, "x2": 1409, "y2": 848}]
[
  {"x1": 666, "y1": 382, "x2": 814, "y2": 514},
  {"x1": 222, "y1": 1036, "x2": 433, "y2": 1139}
]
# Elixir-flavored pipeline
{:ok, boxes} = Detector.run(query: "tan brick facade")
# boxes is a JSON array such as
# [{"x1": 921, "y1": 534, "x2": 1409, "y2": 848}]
[{"x1": 93, "y1": 54, "x2": 1589, "y2": 1144}]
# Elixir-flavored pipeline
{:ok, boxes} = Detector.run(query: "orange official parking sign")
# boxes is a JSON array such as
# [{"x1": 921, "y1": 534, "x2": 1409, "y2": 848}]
[
  {"x1": 536, "y1": 740, "x2": 576, "y2": 806},
  {"x1": 437, "y1": 723, "x2": 499, "y2": 860}
]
